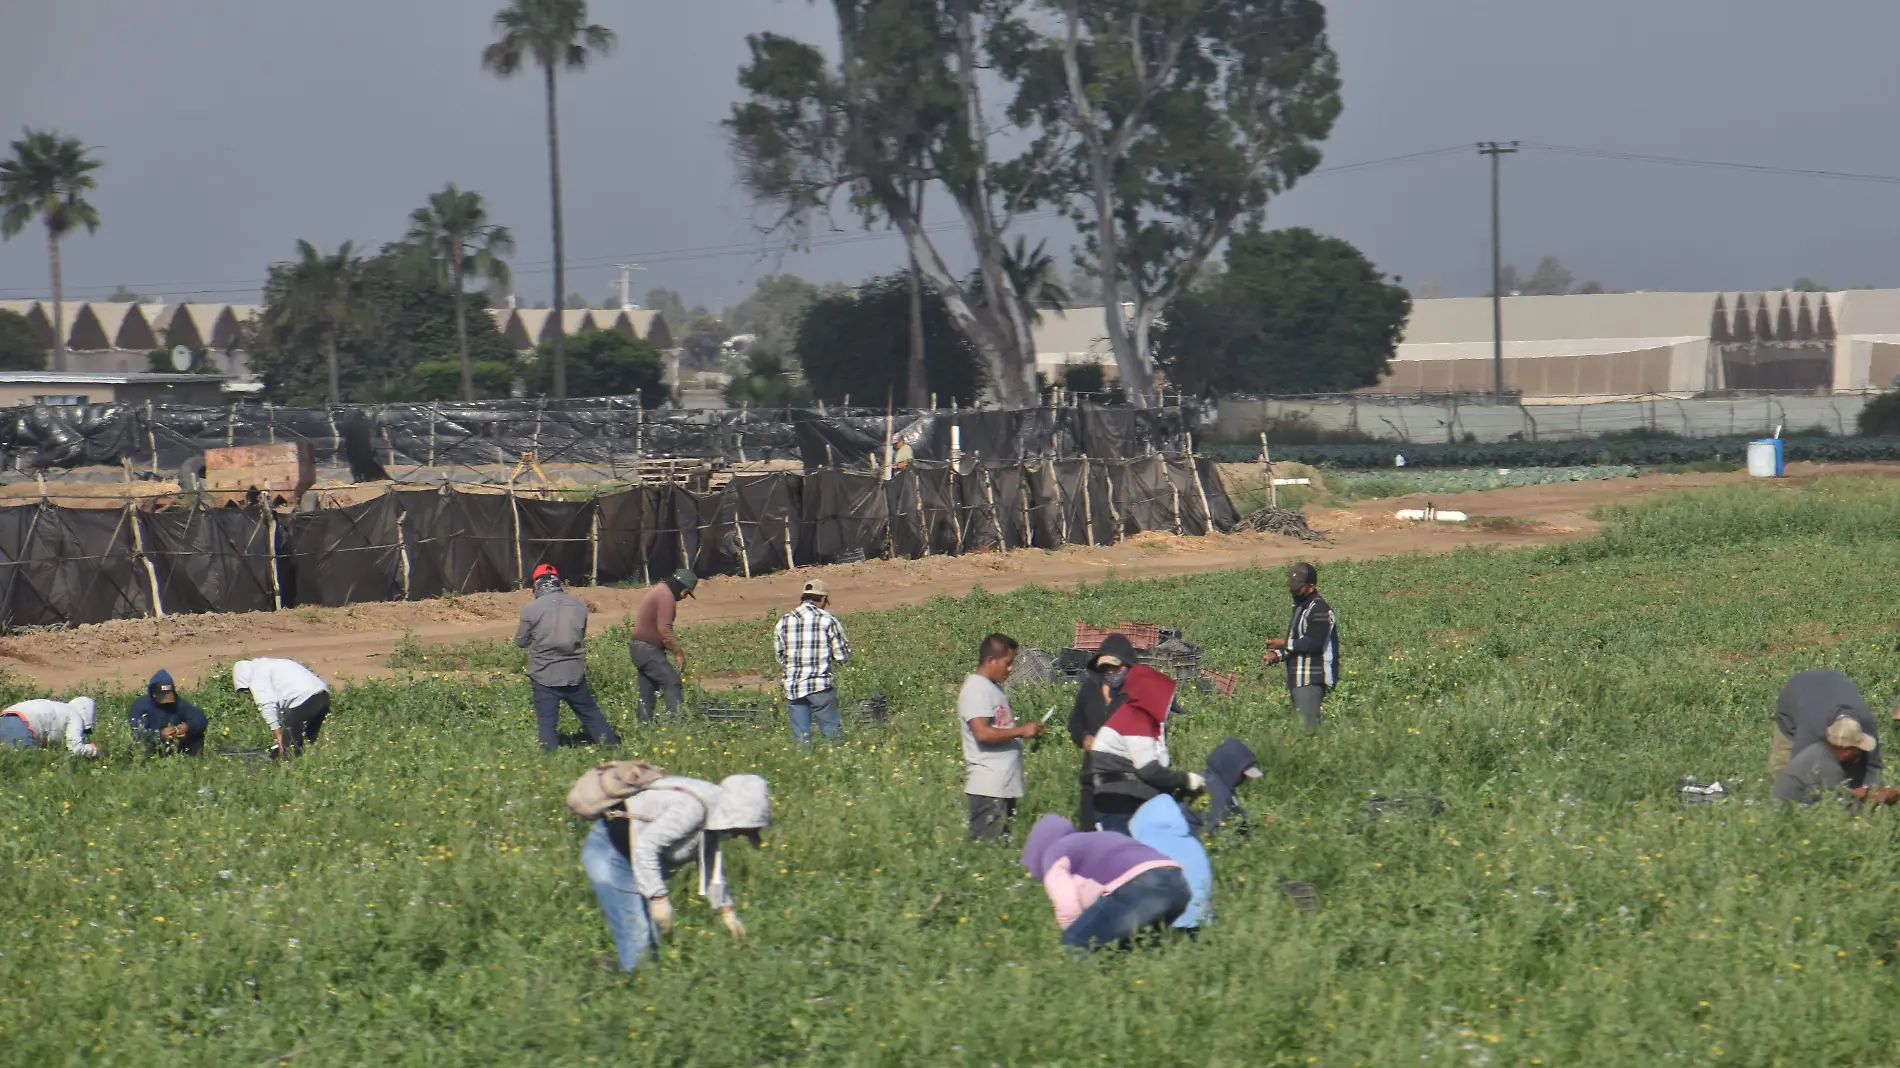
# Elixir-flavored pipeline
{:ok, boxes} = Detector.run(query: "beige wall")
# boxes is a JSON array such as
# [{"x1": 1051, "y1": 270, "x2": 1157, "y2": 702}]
[{"x1": 1374, "y1": 346, "x2": 1678, "y2": 397}]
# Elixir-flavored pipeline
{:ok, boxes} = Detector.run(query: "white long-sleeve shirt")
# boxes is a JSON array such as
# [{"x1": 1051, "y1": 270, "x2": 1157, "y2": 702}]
[
  {"x1": 233, "y1": 659, "x2": 328, "y2": 730},
  {"x1": 617, "y1": 777, "x2": 735, "y2": 910},
  {"x1": 3, "y1": 698, "x2": 97, "y2": 756}
]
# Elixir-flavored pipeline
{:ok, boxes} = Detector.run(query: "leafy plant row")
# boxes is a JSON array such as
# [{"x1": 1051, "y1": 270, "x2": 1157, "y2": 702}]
[
  {"x1": 1330, "y1": 464, "x2": 1638, "y2": 498},
  {"x1": 1209, "y1": 435, "x2": 1900, "y2": 469}
]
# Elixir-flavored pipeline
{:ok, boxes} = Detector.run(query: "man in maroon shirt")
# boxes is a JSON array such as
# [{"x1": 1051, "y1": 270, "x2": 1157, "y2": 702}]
[{"x1": 629, "y1": 569, "x2": 696, "y2": 723}]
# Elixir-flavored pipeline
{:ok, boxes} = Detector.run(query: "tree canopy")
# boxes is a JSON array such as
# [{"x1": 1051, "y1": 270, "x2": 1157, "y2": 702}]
[
  {"x1": 0, "y1": 309, "x2": 46, "y2": 371},
  {"x1": 1155, "y1": 227, "x2": 1409, "y2": 397},
  {"x1": 795, "y1": 273, "x2": 984, "y2": 407},
  {"x1": 1, "y1": 128, "x2": 103, "y2": 372},
  {"x1": 725, "y1": 274, "x2": 835, "y2": 359},
  {"x1": 525, "y1": 329, "x2": 666, "y2": 406}
]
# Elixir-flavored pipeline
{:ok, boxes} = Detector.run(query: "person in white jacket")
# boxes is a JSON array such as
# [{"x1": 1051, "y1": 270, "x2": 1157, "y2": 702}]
[
  {"x1": 579, "y1": 774, "x2": 771, "y2": 971},
  {"x1": 233, "y1": 659, "x2": 330, "y2": 757},
  {"x1": 0, "y1": 697, "x2": 99, "y2": 757}
]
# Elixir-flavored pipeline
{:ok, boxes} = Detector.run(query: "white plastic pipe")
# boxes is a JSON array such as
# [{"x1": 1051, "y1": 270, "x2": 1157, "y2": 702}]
[
  {"x1": 1396, "y1": 508, "x2": 1469, "y2": 522},
  {"x1": 1272, "y1": 478, "x2": 1311, "y2": 486}
]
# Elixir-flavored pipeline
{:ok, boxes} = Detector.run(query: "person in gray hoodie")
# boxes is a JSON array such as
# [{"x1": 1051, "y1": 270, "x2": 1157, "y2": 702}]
[
  {"x1": 1773, "y1": 669, "x2": 1881, "y2": 787},
  {"x1": 515, "y1": 563, "x2": 620, "y2": 753},
  {"x1": 580, "y1": 774, "x2": 771, "y2": 971}
]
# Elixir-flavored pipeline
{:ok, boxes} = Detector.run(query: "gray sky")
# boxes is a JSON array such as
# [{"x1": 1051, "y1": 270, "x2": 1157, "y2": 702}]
[{"x1": 4, "y1": 0, "x2": 1900, "y2": 311}]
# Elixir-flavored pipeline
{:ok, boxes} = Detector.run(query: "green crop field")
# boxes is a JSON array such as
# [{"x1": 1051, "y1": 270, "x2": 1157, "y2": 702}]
[{"x1": 8, "y1": 476, "x2": 1900, "y2": 1067}]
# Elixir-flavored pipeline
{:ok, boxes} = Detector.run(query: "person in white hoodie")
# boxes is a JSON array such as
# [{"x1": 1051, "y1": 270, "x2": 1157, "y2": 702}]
[
  {"x1": 232, "y1": 659, "x2": 330, "y2": 757},
  {"x1": 0, "y1": 696, "x2": 99, "y2": 757},
  {"x1": 579, "y1": 773, "x2": 771, "y2": 972}
]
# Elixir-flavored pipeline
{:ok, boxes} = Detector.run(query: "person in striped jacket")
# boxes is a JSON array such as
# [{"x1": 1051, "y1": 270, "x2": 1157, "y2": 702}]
[{"x1": 1262, "y1": 562, "x2": 1338, "y2": 728}]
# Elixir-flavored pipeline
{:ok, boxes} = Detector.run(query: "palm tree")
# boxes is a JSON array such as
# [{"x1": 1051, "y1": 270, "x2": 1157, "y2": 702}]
[
  {"x1": 0, "y1": 130, "x2": 102, "y2": 373},
  {"x1": 482, "y1": 0, "x2": 614, "y2": 400},
  {"x1": 1004, "y1": 238, "x2": 1070, "y2": 326},
  {"x1": 273, "y1": 240, "x2": 369, "y2": 405},
  {"x1": 405, "y1": 184, "x2": 515, "y2": 401}
]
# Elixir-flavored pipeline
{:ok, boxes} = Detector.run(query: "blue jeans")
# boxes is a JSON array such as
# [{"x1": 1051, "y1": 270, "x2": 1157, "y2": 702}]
[
  {"x1": 788, "y1": 688, "x2": 842, "y2": 744},
  {"x1": 1061, "y1": 867, "x2": 1192, "y2": 951},
  {"x1": 0, "y1": 716, "x2": 35, "y2": 748},
  {"x1": 532, "y1": 678, "x2": 620, "y2": 753},
  {"x1": 580, "y1": 819, "x2": 657, "y2": 972}
]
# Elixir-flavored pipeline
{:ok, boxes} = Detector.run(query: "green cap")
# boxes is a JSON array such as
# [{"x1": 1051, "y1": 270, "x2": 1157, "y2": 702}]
[{"x1": 672, "y1": 569, "x2": 700, "y2": 596}]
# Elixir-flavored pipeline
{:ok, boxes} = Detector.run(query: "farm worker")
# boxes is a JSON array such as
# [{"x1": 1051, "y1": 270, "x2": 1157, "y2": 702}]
[
  {"x1": 1129, "y1": 794, "x2": 1213, "y2": 932},
  {"x1": 773, "y1": 578, "x2": 851, "y2": 744},
  {"x1": 514, "y1": 563, "x2": 620, "y2": 753},
  {"x1": 628, "y1": 569, "x2": 697, "y2": 723},
  {"x1": 1087, "y1": 663, "x2": 1203, "y2": 835},
  {"x1": 1196, "y1": 737, "x2": 1265, "y2": 839},
  {"x1": 1773, "y1": 716, "x2": 1900, "y2": 806},
  {"x1": 1068, "y1": 633, "x2": 1137, "y2": 831},
  {"x1": 0, "y1": 696, "x2": 98, "y2": 758},
  {"x1": 1772, "y1": 669, "x2": 1881, "y2": 785},
  {"x1": 580, "y1": 774, "x2": 770, "y2": 972},
  {"x1": 232, "y1": 658, "x2": 329, "y2": 757},
  {"x1": 960, "y1": 633, "x2": 1045, "y2": 840},
  {"x1": 1020, "y1": 813, "x2": 1192, "y2": 951},
  {"x1": 1262, "y1": 562, "x2": 1339, "y2": 728},
  {"x1": 126, "y1": 669, "x2": 207, "y2": 755}
]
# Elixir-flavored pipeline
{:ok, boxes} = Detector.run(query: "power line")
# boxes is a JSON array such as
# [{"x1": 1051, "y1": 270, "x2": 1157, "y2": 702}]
[{"x1": 1520, "y1": 141, "x2": 1900, "y2": 185}]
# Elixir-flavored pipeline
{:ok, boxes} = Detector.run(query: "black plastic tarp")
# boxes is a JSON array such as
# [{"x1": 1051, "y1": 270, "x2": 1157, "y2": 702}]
[
  {"x1": 727, "y1": 473, "x2": 799, "y2": 574},
  {"x1": 955, "y1": 464, "x2": 1002, "y2": 552},
  {"x1": 396, "y1": 489, "x2": 515, "y2": 599},
  {"x1": 517, "y1": 497, "x2": 596, "y2": 586},
  {"x1": 289, "y1": 493, "x2": 404, "y2": 606},
  {"x1": 911, "y1": 464, "x2": 962, "y2": 556},
  {"x1": 802, "y1": 470, "x2": 888, "y2": 564},
  {"x1": 143, "y1": 506, "x2": 276, "y2": 615},
  {"x1": 0, "y1": 505, "x2": 151, "y2": 628}
]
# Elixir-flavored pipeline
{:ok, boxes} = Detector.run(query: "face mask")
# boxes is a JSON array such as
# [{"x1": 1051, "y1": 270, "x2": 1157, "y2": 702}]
[{"x1": 1105, "y1": 667, "x2": 1129, "y2": 689}]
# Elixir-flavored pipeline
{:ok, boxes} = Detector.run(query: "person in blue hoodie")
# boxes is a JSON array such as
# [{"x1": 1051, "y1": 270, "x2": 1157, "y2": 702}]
[
  {"x1": 126, "y1": 670, "x2": 207, "y2": 755},
  {"x1": 1129, "y1": 793, "x2": 1213, "y2": 933}
]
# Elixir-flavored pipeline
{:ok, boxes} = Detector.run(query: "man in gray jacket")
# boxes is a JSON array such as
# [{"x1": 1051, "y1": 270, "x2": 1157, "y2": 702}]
[
  {"x1": 515, "y1": 563, "x2": 620, "y2": 753},
  {"x1": 1773, "y1": 668, "x2": 1881, "y2": 786}
]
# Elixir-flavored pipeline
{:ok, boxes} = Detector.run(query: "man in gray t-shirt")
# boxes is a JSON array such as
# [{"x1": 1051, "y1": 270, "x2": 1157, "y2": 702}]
[{"x1": 958, "y1": 633, "x2": 1044, "y2": 840}]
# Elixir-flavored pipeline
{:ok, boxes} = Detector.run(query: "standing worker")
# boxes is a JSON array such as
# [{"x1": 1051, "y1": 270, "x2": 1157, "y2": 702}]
[
  {"x1": 1262, "y1": 562, "x2": 1339, "y2": 728},
  {"x1": 959, "y1": 633, "x2": 1044, "y2": 840},
  {"x1": 514, "y1": 563, "x2": 620, "y2": 753},
  {"x1": 774, "y1": 579, "x2": 851, "y2": 744},
  {"x1": 232, "y1": 658, "x2": 330, "y2": 757},
  {"x1": 629, "y1": 569, "x2": 697, "y2": 724},
  {"x1": 0, "y1": 696, "x2": 98, "y2": 757},
  {"x1": 1068, "y1": 633, "x2": 1136, "y2": 832},
  {"x1": 1772, "y1": 668, "x2": 1881, "y2": 785},
  {"x1": 127, "y1": 670, "x2": 207, "y2": 755}
]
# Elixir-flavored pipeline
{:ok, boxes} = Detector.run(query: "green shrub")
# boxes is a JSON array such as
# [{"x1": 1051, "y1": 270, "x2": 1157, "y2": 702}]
[{"x1": 1857, "y1": 391, "x2": 1900, "y2": 435}]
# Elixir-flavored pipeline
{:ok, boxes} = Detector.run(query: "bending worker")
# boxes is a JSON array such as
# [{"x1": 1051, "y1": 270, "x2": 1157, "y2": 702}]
[
  {"x1": 580, "y1": 773, "x2": 771, "y2": 972},
  {"x1": 629, "y1": 569, "x2": 697, "y2": 723},
  {"x1": 515, "y1": 562, "x2": 620, "y2": 752},
  {"x1": 1068, "y1": 633, "x2": 1137, "y2": 832},
  {"x1": 1774, "y1": 715, "x2": 1900, "y2": 807},
  {"x1": 774, "y1": 578, "x2": 851, "y2": 744},
  {"x1": 0, "y1": 696, "x2": 98, "y2": 758},
  {"x1": 233, "y1": 658, "x2": 330, "y2": 757},
  {"x1": 1087, "y1": 659, "x2": 1203, "y2": 835},
  {"x1": 1773, "y1": 668, "x2": 1881, "y2": 785},
  {"x1": 127, "y1": 670, "x2": 207, "y2": 755}
]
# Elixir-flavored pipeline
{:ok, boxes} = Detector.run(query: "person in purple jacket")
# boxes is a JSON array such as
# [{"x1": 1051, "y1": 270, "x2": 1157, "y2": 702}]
[{"x1": 1020, "y1": 813, "x2": 1191, "y2": 951}]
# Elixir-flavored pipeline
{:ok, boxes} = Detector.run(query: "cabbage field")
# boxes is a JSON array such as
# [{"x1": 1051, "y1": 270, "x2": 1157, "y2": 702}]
[
  {"x1": 1328, "y1": 465, "x2": 1639, "y2": 499},
  {"x1": 8, "y1": 477, "x2": 1900, "y2": 1066}
]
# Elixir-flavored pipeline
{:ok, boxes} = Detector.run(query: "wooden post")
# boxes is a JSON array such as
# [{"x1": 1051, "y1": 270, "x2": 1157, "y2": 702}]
[
  {"x1": 783, "y1": 512, "x2": 795, "y2": 569},
  {"x1": 265, "y1": 501, "x2": 283, "y2": 611},
  {"x1": 395, "y1": 506, "x2": 412, "y2": 601},
  {"x1": 145, "y1": 400, "x2": 159, "y2": 477},
  {"x1": 913, "y1": 469, "x2": 929, "y2": 556},
  {"x1": 1103, "y1": 463, "x2": 1121, "y2": 543},
  {"x1": 1170, "y1": 478, "x2": 1182, "y2": 535},
  {"x1": 635, "y1": 404, "x2": 644, "y2": 459},
  {"x1": 981, "y1": 464, "x2": 1000, "y2": 548},
  {"x1": 1261, "y1": 432, "x2": 1276, "y2": 510},
  {"x1": 508, "y1": 481, "x2": 525, "y2": 589},
  {"x1": 427, "y1": 403, "x2": 438, "y2": 467},
  {"x1": 948, "y1": 465, "x2": 965, "y2": 551},
  {"x1": 267, "y1": 404, "x2": 276, "y2": 444},
  {"x1": 226, "y1": 403, "x2": 237, "y2": 446},
  {"x1": 589, "y1": 506, "x2": 601, "y2": 587},
  {"x1": 328, "y1": 409, "x2": 341, "y2": 471},
  {"x1": 1020, "y1": 464, "x2": 1032, "y2": 548},
  {"x1": 1051, "y1": 459, "x2": 1066, "y2": 548},
  {"x1": 127, "y1": 495, "x2": 165, "y2": 619},
  {"x1": 1079, "y1": 455, "x2": 1094, "y2": 547},
  {"x1": 1186, "y1": 435, "x2": 1213, "y2": 536},
  {"x1": 733, "y1": 501, "x2": 753, "y2": 579}
]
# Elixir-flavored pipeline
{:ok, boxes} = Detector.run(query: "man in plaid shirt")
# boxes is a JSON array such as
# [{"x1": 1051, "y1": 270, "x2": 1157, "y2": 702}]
[
  {"x1": 1262, "y1": 562, "x2": 1338, "y2": 728},
  {"x1": 774, "y1": 578, "x2": 851, "y2": 743}
]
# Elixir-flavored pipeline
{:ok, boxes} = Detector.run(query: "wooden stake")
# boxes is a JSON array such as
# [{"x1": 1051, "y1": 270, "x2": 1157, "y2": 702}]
[
  {"x1": 589, "y1": 505, "x2": 601, "y2": 587},
  {"x1": 508, "y1": 480, "x2": 525, "y2": 589},
  {"x1": 265, "y1": 501, "x2": 283, "y2": 611},
  {"x1": 1187, "y1": 439, "x2": 1213, "y2": 536},
  {"x1": 1079, "y1": 456, "x2": 1094, "y2": 547},
  {"x1": 127, "y1": 495, "x2": 165, "y2": 619},
  {"x1": 395, "y1": 506, "x2": 412, "y2": 600}
]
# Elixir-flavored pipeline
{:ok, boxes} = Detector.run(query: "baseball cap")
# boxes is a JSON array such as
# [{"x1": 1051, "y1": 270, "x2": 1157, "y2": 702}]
[
  {"x1": 1827, "y1": 715, "x2": 1878, "y2": 752},
  {"x1": 1287, "y1": 562, "x2": 1317, "y2": 591},
  {"x1": 154, "y1": 679, "x2": 176, "y2": 694},
  {"x1": 802, "y1": 578, "x2": 830, "y2": 598},
  {"x1": 532, "y1": 563, "x2": 560, "y2": 582},
  {"x1": 672, "y1": 569, "x2": 699, "y2": 596}
]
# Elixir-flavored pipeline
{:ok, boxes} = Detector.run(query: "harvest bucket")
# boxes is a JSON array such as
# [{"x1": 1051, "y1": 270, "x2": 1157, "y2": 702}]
[{"x1": 1746, "y1": 438, "x2": 1784, "y2": 478}]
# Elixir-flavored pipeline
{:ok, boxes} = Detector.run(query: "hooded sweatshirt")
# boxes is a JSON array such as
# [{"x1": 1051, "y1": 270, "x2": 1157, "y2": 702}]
[
  {"x1": 3, "y1": 697, "x2": 97, "y2": 756},
  {"x1": 606, "y1": 774, "x2": 772, "y2": 912},
  {"x1": 232, "y1": 659, "x2": 327, "y2": 730},
  {"x1": 1776, "y1": 669, "x2": 1882, "y2": 787},
  {"x1": 1129, "y1": 795, "x2": 1212, "y2": 928},
  {"x1": 1201, "y1": 738, "x2": 1260, "y2": 837},
  {"x1": 513, "y1": 577, "x2": 590, "y2": 687},
  {"x1": 1068, "y1": 634, "x2": 1137, "y2": 750},
  {"x1": 127, "y1": 670, "x2": 207, "y2": 745},
  {"x1": 1088, "y1": 665, "x2": 1195, "y2": 806},
  {"x1": 1021, "y1": 813, "x2": 1180, "y2": 930}
]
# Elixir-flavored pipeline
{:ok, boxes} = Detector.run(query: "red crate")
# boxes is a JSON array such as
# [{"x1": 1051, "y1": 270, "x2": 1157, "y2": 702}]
[
  {"x1": 1201, "y1": 669, "x2": 1238, "y2": 697},
  {"x1": 1072, "y1": 621, "x2": 1164, "y2": 650}
]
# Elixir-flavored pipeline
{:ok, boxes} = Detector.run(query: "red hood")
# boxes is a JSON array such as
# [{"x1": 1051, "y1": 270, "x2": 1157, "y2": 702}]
[{"x1": 1102, "y1": 665, "x2": 1176, "y2": 738}]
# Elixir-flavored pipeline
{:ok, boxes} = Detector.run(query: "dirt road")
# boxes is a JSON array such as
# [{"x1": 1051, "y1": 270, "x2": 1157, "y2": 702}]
[{"x1": 0, "y1": 463, "x2": 1866, "y2": 691}]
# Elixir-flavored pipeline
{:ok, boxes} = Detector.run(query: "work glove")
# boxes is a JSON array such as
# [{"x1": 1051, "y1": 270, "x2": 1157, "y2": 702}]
[
  {"x1": 719, "y1": 907, "x2": 747, "y2": 944},
  {"x1": 647, "y1": 895, "x2": 673, "y2": 936},
  {"x1": 1186, "y1": 772, "x2": 1206, "y2": 792}
]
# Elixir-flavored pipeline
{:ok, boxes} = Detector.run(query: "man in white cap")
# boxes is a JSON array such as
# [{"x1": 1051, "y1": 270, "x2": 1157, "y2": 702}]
[
  {"x1": 1774, "y1": 715, "x2": 1900, "y2": 806},
  {"x1": 773, "y1": 578, "x2": 851, "y2": 743},
  {"x1": 0, "y1": 696, "x2": 98, "y2": 758}
]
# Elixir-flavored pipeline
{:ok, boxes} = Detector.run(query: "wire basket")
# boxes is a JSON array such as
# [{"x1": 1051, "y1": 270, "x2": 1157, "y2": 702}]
[
  {"x1": 833, "y1": 548, "x2": 867, "y2": 565},
  {"x1": 699, "y1": 697, "x2": 772, "y2": 723},
  {"x1": 855, "y1": 695, "x2": 890, "y2": 725}
]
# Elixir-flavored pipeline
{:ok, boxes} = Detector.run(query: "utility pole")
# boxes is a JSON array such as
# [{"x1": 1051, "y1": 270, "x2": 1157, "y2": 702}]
[
  {"x1": 1477, "y1": 141, "x2": 1518, "y2": 404},
  {"x1": 614, "y1": 263, "x2": 645, "y2": 310}
]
